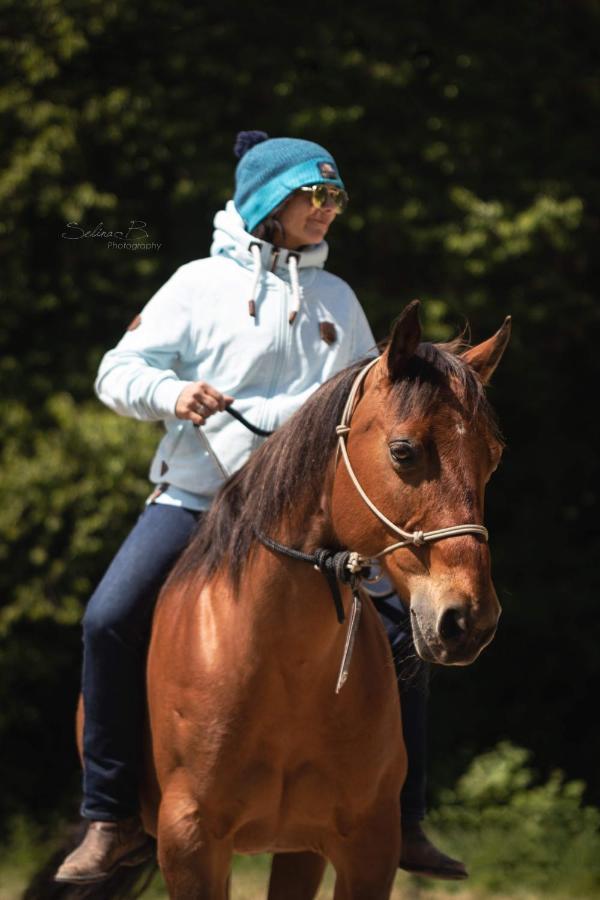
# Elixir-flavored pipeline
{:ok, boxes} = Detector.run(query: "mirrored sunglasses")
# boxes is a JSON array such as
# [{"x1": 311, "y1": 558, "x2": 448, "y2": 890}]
[{"x1": 298, "y1": 184, "x2": 349, "y2": 214}]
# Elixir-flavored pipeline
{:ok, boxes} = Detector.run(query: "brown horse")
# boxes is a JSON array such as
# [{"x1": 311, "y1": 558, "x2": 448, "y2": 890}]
[{"x1": 124, "y1": 301, "x2": 510, "y2": 899}]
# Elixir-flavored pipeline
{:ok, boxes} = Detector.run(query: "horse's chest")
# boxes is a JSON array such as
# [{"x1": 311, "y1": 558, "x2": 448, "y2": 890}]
[{"x1": 209, "y1": 757, "x2": 349, "y2": 851}]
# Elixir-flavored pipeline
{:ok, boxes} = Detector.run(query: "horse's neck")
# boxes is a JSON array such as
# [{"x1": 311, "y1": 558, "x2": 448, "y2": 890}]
[
  {"x1": 278, "y1": 468, "x2": 339, "y2": 552},
  {"x1": 245, "y1": 496, "x2": 348, "y2": 653}
]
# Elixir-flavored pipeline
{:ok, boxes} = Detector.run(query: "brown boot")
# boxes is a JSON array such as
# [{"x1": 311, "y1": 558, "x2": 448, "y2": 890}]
[
  {"x1": 399, "y1": 820, "x2": 468, "y2": 880},
  {"x1": 54, "y1": 816, "x2": 154, "y2": 884}
]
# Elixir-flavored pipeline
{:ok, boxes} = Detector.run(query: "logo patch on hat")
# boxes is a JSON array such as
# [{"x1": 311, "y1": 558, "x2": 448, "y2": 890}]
[
  {"x1": 318, "y1": 161, "x2": 338, "y2": 180},
  {"x1": 319, "y1": 321, "x2": 337, "y2": 345}
]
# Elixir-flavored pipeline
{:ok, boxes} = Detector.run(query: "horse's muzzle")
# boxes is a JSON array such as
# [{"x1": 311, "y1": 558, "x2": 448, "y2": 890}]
[{"x1": 409, "y1": 599, "x2": 500, "y2": 666}]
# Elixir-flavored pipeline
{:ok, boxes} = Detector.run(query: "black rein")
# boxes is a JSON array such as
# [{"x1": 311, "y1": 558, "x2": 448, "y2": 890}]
[
  {"x1": 215, "y1": 406, "x2": 367, "y2": 624},
  {"x1": 225, "y1": 405, "x2": 274, "y2": 437},
  {"x1": 255, "y1": 531, "x2": 371, "y2": 624}
]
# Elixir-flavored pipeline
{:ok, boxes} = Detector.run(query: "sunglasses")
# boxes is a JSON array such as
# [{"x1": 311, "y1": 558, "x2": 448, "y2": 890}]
[{"x1": 298, "y1": 184, "x2": 349, "y2": 214}]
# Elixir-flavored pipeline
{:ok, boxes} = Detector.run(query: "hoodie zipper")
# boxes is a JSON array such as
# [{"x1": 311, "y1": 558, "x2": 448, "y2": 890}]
[{"x1": 255, "y1": 269, "x2": 291, "y2": 441}]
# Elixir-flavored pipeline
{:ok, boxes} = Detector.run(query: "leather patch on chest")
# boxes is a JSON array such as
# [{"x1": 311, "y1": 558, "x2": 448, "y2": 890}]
[
  {"x1": 127, "y1": 314, "x2": 142, "y2": 331},
  {"x1": 319, "y1": 321, "x2": 337, "y2": 345}
]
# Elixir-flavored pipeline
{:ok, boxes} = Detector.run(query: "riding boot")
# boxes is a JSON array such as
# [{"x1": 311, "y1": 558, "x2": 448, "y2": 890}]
[
  {"x1": 54, "y1": 817, "x2": 153, "y2": 884},
  {"x1": 399, "y1": 820, "x2": 468, "y2": 880}
]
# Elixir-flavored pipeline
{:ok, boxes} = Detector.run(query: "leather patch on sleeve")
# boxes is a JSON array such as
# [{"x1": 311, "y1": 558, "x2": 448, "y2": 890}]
[
  {"x1": 127, "y1": 314, "x2": 142, "y2": 331},
  {"x1": 319, "y1": 321, "x2": 337, "y2": 345}
]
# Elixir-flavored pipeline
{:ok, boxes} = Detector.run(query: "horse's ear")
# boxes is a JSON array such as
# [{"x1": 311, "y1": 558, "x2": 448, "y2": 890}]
[
  {"x1": 462, "y1": 316, "x2": 512, "y2": 385},
  {"x1": 385, "y1": 300, "x2": 422, "y2": 382}
]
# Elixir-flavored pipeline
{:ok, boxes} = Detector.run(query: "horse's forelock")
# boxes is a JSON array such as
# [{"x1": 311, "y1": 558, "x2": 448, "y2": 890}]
[{"x1": 389, "y1": 339, "x2": 502, "y2": 438}]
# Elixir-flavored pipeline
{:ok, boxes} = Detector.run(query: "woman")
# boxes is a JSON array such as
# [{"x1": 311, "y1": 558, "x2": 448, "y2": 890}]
[{"x1": 55, "y1": 131, "x2": 465, "y2": 884}]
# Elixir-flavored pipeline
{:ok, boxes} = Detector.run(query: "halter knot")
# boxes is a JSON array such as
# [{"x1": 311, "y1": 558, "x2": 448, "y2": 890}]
[
  {"x1": 313, "y1": 548, "x2": 354, "y2": 586},
  {"x1": 335, "y1": 424, "x2": 351, "y2": 436},
  {"x1": 311, "y1": 548, "x2": 356, "y2": 623},
  {"x1": 346, "y1": 551, "x2": 364, "y2": 575},
  {"x1": 412, "y1": 530, "x2": 425, "y2": 546}
]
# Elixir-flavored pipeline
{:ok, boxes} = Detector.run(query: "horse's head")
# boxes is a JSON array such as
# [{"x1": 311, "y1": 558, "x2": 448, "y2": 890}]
[{"x1": 332, "y1": 301, "x2": 510, "y2": 666}]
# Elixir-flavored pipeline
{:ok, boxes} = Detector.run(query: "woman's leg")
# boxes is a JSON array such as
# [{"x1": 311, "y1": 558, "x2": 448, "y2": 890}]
[
  {"x1": 81, "y1": 503, "x2": 200, "y2": 821},
  {"x1": 55, "y1": 503, "x2": 201, "y2": 883}
]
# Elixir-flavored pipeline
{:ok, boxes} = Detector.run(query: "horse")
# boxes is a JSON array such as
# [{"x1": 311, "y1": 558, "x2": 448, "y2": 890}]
[
  {"x1": 137, "y1": 301, "x2": 510, "y2": 899},
  {"x1": 26, "y1": 300, "x2": 509, "y2": 900}
]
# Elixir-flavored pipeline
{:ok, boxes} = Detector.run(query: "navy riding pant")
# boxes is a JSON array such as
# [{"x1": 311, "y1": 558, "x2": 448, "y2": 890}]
[{"x1": 81, "y1": 503, "x2": 427, "y2": 822}]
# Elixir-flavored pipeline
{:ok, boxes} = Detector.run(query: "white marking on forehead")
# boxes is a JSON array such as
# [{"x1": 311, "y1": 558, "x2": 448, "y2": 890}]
[{"x1": 456, "y1": 423, "x2": 467, "y2": 435}]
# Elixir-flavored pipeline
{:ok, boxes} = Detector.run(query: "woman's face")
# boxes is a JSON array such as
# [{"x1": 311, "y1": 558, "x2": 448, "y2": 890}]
[{"x1": 275, "y1": 190, "x2": 339, "y2": 250}]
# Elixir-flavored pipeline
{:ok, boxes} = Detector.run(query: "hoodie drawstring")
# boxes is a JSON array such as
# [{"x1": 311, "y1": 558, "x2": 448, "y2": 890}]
[
  {"x1": 247, "y1": 242, "x2": 302, "y2": 325},
  {"x1": 287, "y1": 251, "x2": 302, "y2": 324},
  {"x1": 248, "y1": 241, "x2": 263, "y2": 317}
]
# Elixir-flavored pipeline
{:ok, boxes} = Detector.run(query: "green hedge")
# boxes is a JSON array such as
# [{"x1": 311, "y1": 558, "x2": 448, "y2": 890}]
[
  {"x1": 0, "y1": 395, "x2": 156, "y2": 636},
  {"x1": 429, "y1": 742, "x2": 600, "y2": 897}
]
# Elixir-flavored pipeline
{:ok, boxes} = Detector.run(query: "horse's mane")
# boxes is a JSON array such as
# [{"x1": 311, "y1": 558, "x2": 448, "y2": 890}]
[{"x1": 170, "y1": 337, "x2": 502, "y2": 588}]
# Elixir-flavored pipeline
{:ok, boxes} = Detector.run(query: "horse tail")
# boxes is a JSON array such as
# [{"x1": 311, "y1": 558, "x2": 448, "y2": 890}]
[{"x1": 21, "y1": 820, "x2": 158, "y2": 900}]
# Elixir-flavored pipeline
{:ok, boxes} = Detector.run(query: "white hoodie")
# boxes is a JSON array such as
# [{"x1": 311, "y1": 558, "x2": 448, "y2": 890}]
[{"x1": 95, "y1": 202, "x2": 376, "y2": 509}]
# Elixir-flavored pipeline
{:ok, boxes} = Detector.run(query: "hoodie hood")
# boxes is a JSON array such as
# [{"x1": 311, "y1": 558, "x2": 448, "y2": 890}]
[
  {"x1": 210, "y1": 201, "x2": 329, "y2": 322},
  {"x1": 211, "y1": 200, "x2": 329, "y2": 270}
]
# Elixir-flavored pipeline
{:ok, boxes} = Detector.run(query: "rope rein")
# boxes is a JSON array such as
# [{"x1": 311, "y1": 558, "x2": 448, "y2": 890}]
[
  {"x1": 225, "y1": 405, "x2": 274, "y2": 438},
  {"x1": 194, "y1": 359, "x2": 489, "y2": 692}
]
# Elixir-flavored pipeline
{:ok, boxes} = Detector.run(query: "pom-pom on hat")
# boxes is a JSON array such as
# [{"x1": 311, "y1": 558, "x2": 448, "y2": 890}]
[{"x1": 233, "y1": 130, "x2": 345, "y2": 234}]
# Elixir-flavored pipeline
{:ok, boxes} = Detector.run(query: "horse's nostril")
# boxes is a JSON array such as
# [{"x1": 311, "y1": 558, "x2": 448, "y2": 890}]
[{"x1": 438, "y1": 606, "x2": 469, "y2": 644}]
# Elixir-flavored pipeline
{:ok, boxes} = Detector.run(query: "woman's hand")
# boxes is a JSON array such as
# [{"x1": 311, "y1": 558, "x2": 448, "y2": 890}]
[{"x1": 175, "y1": 381, "x2": 234, "y2": 426}]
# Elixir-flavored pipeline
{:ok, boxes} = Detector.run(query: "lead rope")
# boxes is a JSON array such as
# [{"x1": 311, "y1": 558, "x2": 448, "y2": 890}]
[
  {"x1": 254, "y1": 532, "x2": 370, "y2": 694},
  {"x1": 335, "y1": 589, "x2": 362, "y2": 693}
]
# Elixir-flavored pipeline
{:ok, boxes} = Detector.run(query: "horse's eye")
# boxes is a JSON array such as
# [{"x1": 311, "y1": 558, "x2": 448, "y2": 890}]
[{"x1": 389, "y1": 440, "x2": 417, "y2": 466}]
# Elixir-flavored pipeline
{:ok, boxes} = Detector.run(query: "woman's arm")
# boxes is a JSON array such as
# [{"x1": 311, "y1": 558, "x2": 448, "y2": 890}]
[{"x1": 94, "y1": 266, "x2": 201, "y2": 421}]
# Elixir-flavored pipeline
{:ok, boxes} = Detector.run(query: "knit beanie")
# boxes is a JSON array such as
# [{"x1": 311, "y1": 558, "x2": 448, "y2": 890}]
[{"x1": 233, "y1": 130, "x2": 345, "y2": 233}]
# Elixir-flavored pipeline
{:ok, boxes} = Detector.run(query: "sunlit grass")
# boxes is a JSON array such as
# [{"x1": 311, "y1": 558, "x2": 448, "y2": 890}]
[{"x1": 0, "y1": 849, "x2": 582, "y2": 900}]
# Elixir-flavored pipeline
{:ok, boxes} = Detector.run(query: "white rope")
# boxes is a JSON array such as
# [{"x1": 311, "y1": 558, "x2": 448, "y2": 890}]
[
  {"x1": 247, "y1": 242, "x2": 263, "y2": 317},
  {"x1": 287, "y1": 252, "x2": 302, "y2": 324},
  {"x1": 335, "y1": 591, "x2": 362, "y2": 693}
]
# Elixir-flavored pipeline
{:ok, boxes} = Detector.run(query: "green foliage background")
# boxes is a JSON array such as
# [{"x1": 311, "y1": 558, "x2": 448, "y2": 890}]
[{"x1": 1, "y1": 0, "x2": 599, "y2": 861}]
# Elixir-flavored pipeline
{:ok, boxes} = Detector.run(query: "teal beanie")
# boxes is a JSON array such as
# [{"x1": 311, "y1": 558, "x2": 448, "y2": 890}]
[{"x1": 233, "y1": 131, "x2": 345, "y2": 233}]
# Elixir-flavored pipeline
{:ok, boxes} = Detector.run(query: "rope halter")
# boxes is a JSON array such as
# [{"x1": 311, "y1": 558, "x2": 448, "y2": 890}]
[{"x1": 335, "y1": 356, "x2": 489, "y2": 566}]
